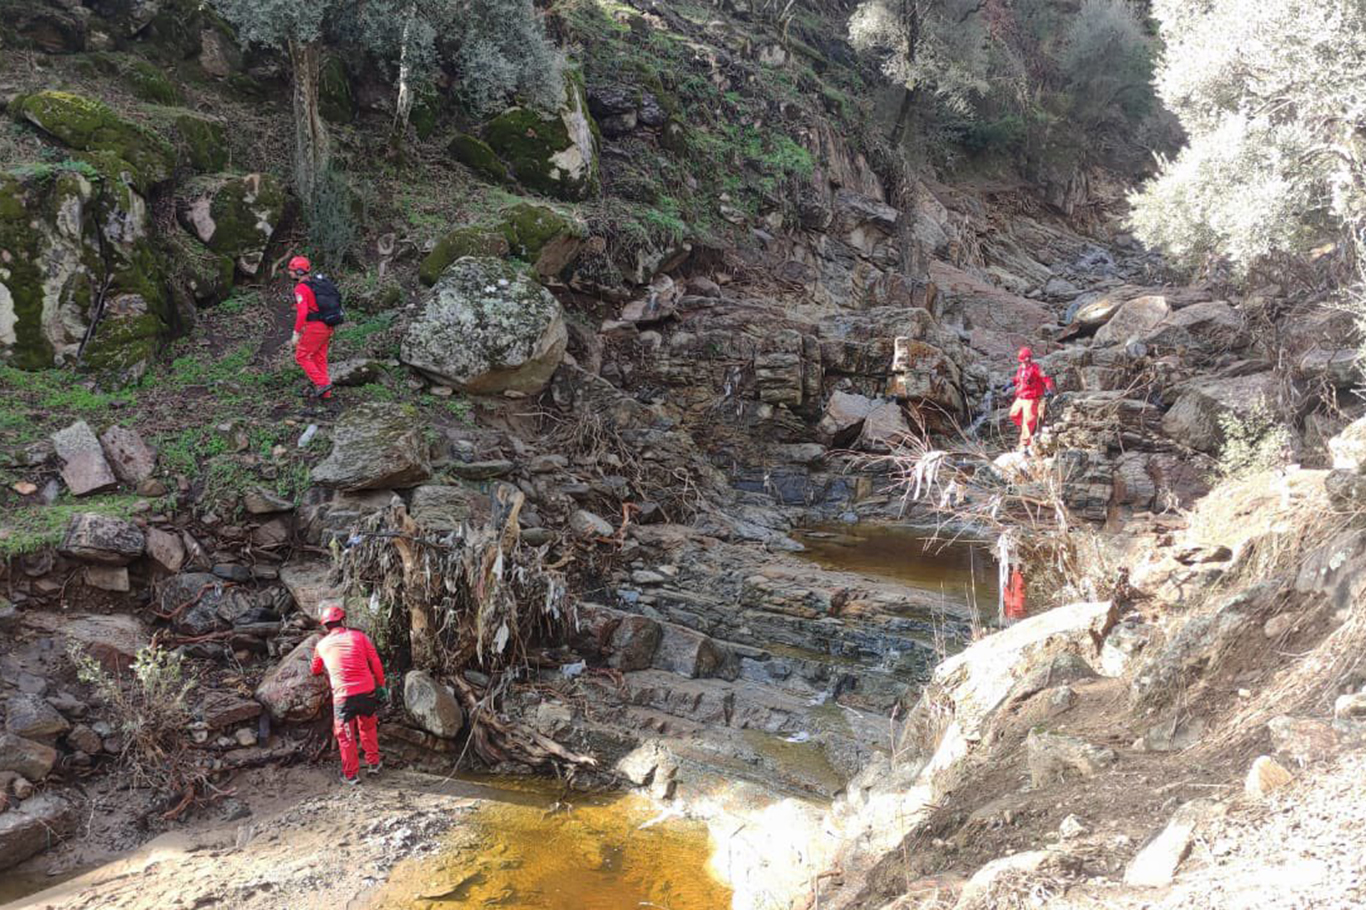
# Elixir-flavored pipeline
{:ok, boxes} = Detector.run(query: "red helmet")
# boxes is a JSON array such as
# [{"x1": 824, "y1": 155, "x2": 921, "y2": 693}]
[
  {"x1": 319, "y1": 602, "x2": 345, "y2": 625},
  {"x1": 288, "y1": 255, "x2": 312, "y2": 273},
  {"x1": 1018, "y1": 346, "x2": 1033, "y2": 361}
]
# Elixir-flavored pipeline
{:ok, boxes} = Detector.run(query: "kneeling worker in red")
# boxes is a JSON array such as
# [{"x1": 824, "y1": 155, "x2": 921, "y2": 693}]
[{"x1": 310, "y1": 601, "x2": 387, "y2": 784}]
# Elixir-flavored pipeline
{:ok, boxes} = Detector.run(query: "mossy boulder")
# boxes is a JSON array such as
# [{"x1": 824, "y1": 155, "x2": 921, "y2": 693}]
[
  {"x1": 319, "y1": 55, "x2": 354, "y2": 125},
  {"x1": 13, "y1": 91, "x2": 175, "y2": 192},
  {"x1": 401, "y1": 257, "x2": 567, "y2": 395},
  {"x1": 161, "y1": 229, "x2": 234, "y2": 308},
  {"x1": 10, "y1": 3, "x2": 87, "y2": 53},
  {"x1": 482, "y1": 75, "x2": 600, "y2": 201},
  {"x1": 174, "y1": 173, "x2": 285, "y2": 275},
  {"x1": 449, "y1": 133, "x2": 509, "y2": 183},
  {"x1": 419, "y1": 228, "x2": 509, "y2": 286},
  {"x1": 497, "y1": 203, "x2": 587, "y2": 279},
  {"x1": 418, "y1": 205, "x2": 587, "y2": 287},
  {"x1": 171, "y1": 112, "x2": 229, "y2": 172},
  {"x1": 0, "y1": 161, "x2": 170, "y2": 373}
]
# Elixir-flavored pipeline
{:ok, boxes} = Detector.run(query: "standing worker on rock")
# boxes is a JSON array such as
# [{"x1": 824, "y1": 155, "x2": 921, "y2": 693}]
[
  {"x1": 310, "y1": 601, "x2": 387, "y2": 785},
  {"x1": 288, "y1": 255, "x2": 346, "y2": 401},
  {"x1": 1008, "y1": 346, "x2": 1055, "y2": 452}
]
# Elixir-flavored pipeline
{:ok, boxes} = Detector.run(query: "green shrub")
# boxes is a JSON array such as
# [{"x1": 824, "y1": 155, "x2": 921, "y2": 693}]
[{"x1": 306, "y1": 167, "x2": 357, "y2": 269}]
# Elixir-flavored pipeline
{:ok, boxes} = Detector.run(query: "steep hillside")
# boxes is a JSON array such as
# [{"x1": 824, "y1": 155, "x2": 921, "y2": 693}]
[{"x1": 2, "y1": 2, "x2": 1364, "y2": 910}]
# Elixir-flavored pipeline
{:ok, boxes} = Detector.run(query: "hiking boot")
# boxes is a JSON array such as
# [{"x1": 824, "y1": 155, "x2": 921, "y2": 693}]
[
  {"x1": 366, "y1": 760, "x2": 383, "y2": 778},
  {"x1": 340, "y1": 773, "x2": 360, "y2": 787},
  {"x1": 315, "y1": 384, "x2": 334, "y2": 400}
]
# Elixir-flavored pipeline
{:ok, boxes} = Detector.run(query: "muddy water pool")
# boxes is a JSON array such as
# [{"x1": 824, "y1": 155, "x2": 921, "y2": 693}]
[
  {"x1": 367, "y1": 778, "x2": 730, "y2": 910},
  {"x1": 794, "y1": 523, "x2": 997, "y2": 611}
]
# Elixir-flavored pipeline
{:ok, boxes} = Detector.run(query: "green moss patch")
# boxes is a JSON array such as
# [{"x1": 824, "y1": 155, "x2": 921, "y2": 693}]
[
  {"x1": 173, "y1": 113, "x2": 229, "y2": 172},
  {"x1": 14, "y1": 91, "x2": 175, "y2": 192},
  {"x1": 419, "y1": 227, "x2": 511, "y2": 286},
  {"x1": 449, "y1": 133, "x2": 510, "y2": 183}
]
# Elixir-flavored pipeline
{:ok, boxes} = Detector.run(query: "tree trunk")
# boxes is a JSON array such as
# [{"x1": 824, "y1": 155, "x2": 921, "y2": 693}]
[
  {"x1": 389, "y1": 2, "x2": 418, "y2": 152},
  {"x1": 288, "y1": 39, "x2": 330, "y2": 204}
]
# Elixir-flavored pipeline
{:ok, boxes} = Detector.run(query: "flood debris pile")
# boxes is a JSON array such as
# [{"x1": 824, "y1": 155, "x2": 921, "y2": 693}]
[{"x1": 338, "y1": 485, "x2": 597, "y2": 774}]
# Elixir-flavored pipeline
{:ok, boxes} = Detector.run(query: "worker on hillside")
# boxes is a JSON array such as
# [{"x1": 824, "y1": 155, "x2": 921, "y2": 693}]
[
  {"x1": 310, "y1": 601, "x2": 387, "y2": 785},
  {"x1": 289, "y1": 255, "x2": 346, "y2": 400},
  {"x1": 1003, "y1": 567, "x2": 1027, "y2": 624},
  {"x1": 1007, "y1": 346, "x2": 1055, "y2": 451}
]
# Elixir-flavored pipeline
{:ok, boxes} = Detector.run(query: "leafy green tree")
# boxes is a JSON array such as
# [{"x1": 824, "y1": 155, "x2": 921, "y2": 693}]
[{"x1": 1129, "y1": 1, "x2": 1366, "y2": 274}]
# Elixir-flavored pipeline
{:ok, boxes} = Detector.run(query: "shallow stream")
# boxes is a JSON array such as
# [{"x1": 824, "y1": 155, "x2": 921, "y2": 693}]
[
  {"x1": 367, "y1": 778, "x2": 731, "y2": 910},
  {"x1": 794, "y1": 523, "x2": 997, "y2": 613}
]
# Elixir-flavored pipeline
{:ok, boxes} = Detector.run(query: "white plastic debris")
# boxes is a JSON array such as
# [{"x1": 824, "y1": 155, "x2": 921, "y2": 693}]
[{"x1": 297, "y1": 423, "x2": 318, "y2": 448}]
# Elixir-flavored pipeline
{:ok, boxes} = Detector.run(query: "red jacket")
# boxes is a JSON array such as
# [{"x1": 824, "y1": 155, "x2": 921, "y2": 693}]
[
  {"x1": 310, "y1": 628, "x2": 385, "y2": 700},
  {"x1": 1013, "y1": 361, "x2": 1055, "y2": 401},
  {"x1": 293, "y1": 281, "x2": 318, "y2": 334}
]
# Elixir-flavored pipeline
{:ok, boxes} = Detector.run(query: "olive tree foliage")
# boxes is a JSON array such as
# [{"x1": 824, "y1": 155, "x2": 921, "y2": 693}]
[
  {"x1": 455, "y1": 0, "x2": 565, "y2": 118},
  {"x1": 1057, "y1": 0, "x2": 1154, "y2": 131},
  {"x1": 1129, "y1": 1, "x2": 1366, "y2": 276},
  {"x1": 848, "y1": 0, "x2": 990, "y2": 143}
]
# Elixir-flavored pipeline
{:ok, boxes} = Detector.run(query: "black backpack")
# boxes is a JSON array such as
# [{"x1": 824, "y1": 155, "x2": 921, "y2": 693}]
[{"x1": 306, "y1": 275, "x2": 346, "y2": 327}]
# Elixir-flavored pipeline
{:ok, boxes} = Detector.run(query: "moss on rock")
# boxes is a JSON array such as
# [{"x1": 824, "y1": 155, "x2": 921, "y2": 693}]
[
  {"x1": 449, "y1": 133, "x2": 510, "y2": 183},
  {"x1": 419, "y1": 227, "x2": 510, "y2": 286},
  {"x1": 496, "y1": 203, "x2": 587, "y2": 278},
  {"x1": 14, "y1": 91, "x2": 175, "y2": 192},
  {"x1": 172, "y1": 113, "x2": 230, "y2": 173},
  {"x1": 91, "y1": 53, "x2": 182, "y2": 105},
  {"x1": 175, "y1": 173, "x2": 285, "y2": 275},
  {"x1": 481, "y1": 76, "x2": 600, "y2": 201}
]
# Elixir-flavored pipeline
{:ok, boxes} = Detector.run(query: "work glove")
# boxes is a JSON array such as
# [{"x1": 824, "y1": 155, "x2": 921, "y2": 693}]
[
  {"x1": 290, "y1": 331, "x2": 301, "y2": 348},
  {"x1": 374, "y1": 686, "x2": 390, "y2": 704}
]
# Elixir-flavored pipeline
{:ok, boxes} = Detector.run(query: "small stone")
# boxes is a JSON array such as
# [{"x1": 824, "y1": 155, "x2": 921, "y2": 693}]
[
  {"x1": 136, "y1": 478, "x2": 169, "y2": 497},
  {"x1": 146, "y1": 527, "x2": 186, "y2": 573},
  {"x1": 528, "y1": 454, "x2": 568, "y2": 473},
  {"x1": 84, "y1": 565, "x2": 131, "y2": 592},
  {"x1": 430, "y1": 385, "x2": 454, "y2": 398},
  {"x1": 12, "y1": 481, "x2": 37, "y2": 496},
  {"x1": 1245, "y1": 755, "x2": 1293, "y2": 799},
  {"x1": 570, "y1": 509, "x2": 614, "y2": 539},
  {"x1": 243, "y1": 490, "x2": 294, "y2": 514},
  {"x1": 1047, "y1": 685, "x2": 1077, "y2": 715},
  {"x1": 521, "y1": 527, "x2": 555, "y2": 547},
  {"x1": 1059, "y1": 814, "x2": 1087, "y2": 839},
  {"x1": 11, "y1": 776, "x2": 34, "y2": 799},
  {"x1": 234, "y1": 728, "x2": 258, "y2": 747},
  {"x1": 1333, "y1": 692, "x2": 1366, "y2": 721},
  {"x1": 5, "y1": 694, "x2": 70, "y2": 740},
  {"x1": 631, "y1": 569, "x2": 666, "y2": 585},
  {"x1": 0, "y1": 734, "x2": 58, "y2": 780},
  {"x1": 98, "y1": 425, "x2": 157, "y2": 484},
  {"x1": 1124, "y1": 799, "x2": 1222, "y2": 887},
  {"x1": 52, "y1": 420, "x2": 118, "y2": 496},
  {"x1": 212, "y1": 564, "x2": 253, "y2": 583},
  {"x1": 58, "y1": 513, "x2": 146, "y2": 565},
  {"x1": 65, "y1": 724, "x2": 102, "y2": 755},
  {"x1": 404, "y1": 670, "x2": 465, "y2": 738},
  {"x1": 446, "y1": 460, "x2": 515, "y2": 480},
  {"x1": 16, "y1": 673, "x2": 46, "y2": 696}
]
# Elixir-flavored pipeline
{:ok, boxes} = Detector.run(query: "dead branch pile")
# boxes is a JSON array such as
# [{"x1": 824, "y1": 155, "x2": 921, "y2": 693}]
[
  {"x1": 337, "y1": 485, "x2": 596, "y2": 772},
  {"x1": 874, "y1": 434, "x2": 1124, "y2": 614}
]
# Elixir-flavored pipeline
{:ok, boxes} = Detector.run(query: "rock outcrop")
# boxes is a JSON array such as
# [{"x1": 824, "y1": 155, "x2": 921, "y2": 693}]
[
  {"x1": 255, "y1": 633, "x2": 329, "y2": 722},
  {"x1": 310, "y1": 403, "x2": 433, "y2": 491},
  {"x1": 401, "y1": 257, "x2": 568, "y2": 395},
  {"x1": 174, "y1": 172, "x2": 285, "y2": 276},
  {"x1": 480, "y1": 75, "x2": 600, "y2": 201}
]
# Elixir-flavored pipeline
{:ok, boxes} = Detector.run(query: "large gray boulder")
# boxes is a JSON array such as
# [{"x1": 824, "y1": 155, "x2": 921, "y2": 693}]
[
  {"x1": 1094, "y1": 295, "x2": 1170, "y2": 346},
  {"x1": 58, "y1": 513, "x2": 145, "y2": 564},
  {"x1": 255, "y1": 633, "x2": 329, "y2": 722},
  {"x1": 310, "y1": 403, "x2": 433, "y2": 491},
  {"x1": 403, "y1": 670, "x2": 465, "y2": 738},
  {"x1": 1161, "y1": 372, "x2": 1277, "y2": 454},
  {"x1": 0, "y1": 794, "x2": 76, "y2": 871},
  {"x1": 400, "y1": 258, "x2": 567, "y2": 396}
]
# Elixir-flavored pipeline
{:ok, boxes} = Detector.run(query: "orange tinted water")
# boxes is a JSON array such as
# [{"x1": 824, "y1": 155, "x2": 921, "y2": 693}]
[
  {"x1": 795, "y1": 523, "x2": 996, "y2": 608},
  {"x1": 369, "y1": 788, "x2": 730, "y2": 910}
]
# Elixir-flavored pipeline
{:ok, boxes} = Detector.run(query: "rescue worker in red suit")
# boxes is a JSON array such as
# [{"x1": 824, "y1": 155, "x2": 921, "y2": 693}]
[
  {"x1": 1008, "y1": 347, "x2": 1055, "y2": 451},
  {"x1": 310, "y1": 602, "x2": 386, "y2": 785},
  {"x1": 1004, "y1": 567, "x2": 1028, "y2": 624},
  {"x1": 288, "y1": 255, "x2": 333, "y2": 400}
]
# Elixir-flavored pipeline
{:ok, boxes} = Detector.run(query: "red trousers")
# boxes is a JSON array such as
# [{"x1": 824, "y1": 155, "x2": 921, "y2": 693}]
[
  {"x1": 295, "y1": 323, "x2": 333, "y2": 389},
  {"x1": 334, "y1": 710, "x2": 380, "y2": 780}
]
